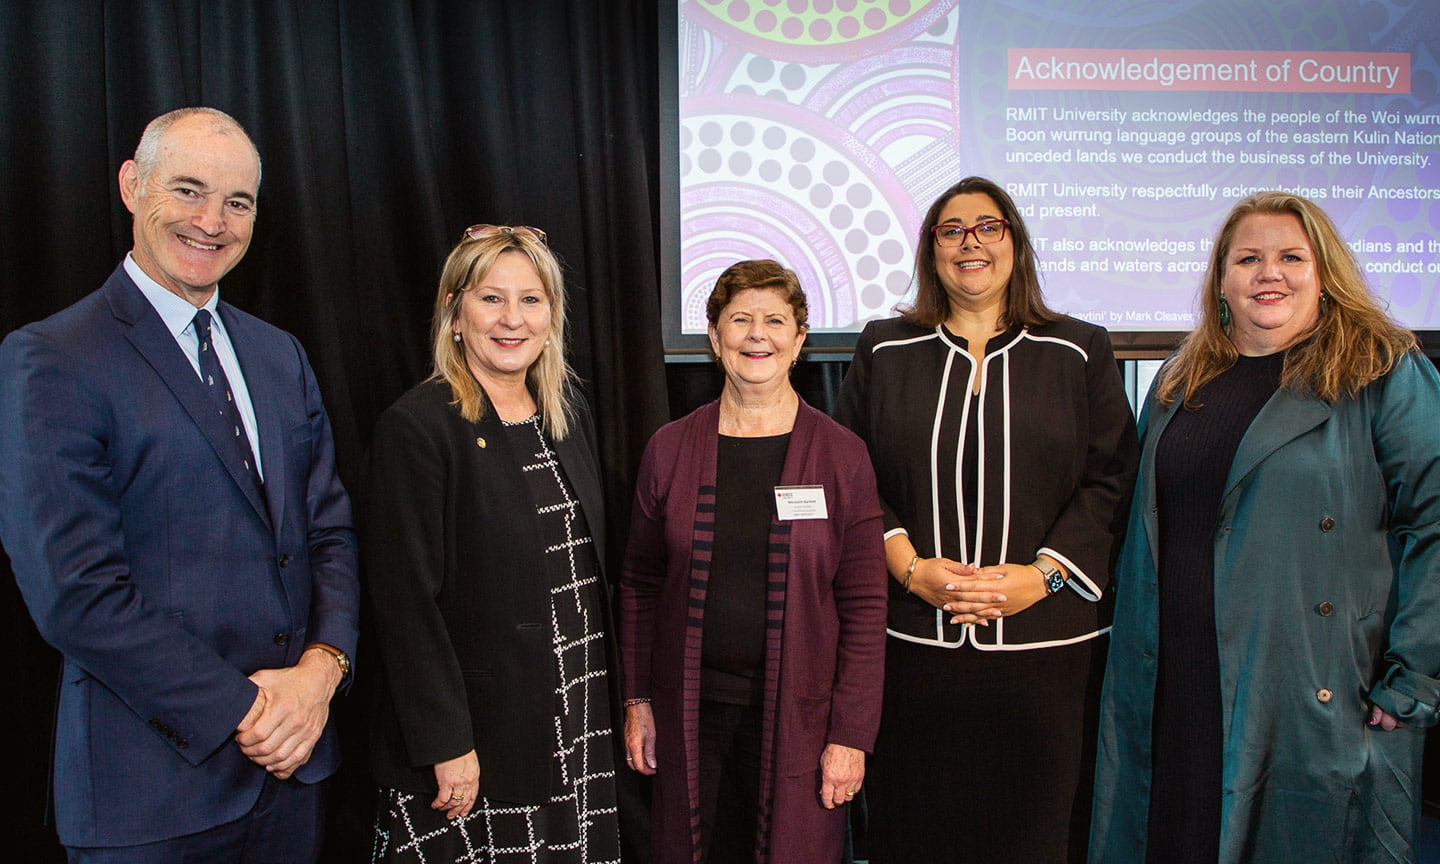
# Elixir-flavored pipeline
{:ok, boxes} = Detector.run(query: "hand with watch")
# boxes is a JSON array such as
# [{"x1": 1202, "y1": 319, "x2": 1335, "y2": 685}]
[
  {"x1": 939, "y1": 556, "x2": 1067, "y2": 623},
  {"x1": 235, "y1": 642, "x2": 351, "y2": 779},
  {"x1": 305, "y1": 642, "x2": 352, "y2": 679},
  {"x1": 1033, "y1": 558, "x2": 1067, "y2": 596}
]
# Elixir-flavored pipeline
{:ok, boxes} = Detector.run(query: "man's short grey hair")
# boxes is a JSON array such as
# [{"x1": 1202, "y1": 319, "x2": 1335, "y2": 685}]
[{"x1": 131, "y1": 107, "x2": 262, "y2": 187}]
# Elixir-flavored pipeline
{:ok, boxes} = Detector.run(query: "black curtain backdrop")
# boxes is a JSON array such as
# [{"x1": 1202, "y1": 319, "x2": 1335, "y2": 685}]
[
  {"x1": 9, "y1": 5, "x2": 1436, "y2": 863},
  {"x1": 2, "y1": 2, "x2": 667, "y2": 860}
]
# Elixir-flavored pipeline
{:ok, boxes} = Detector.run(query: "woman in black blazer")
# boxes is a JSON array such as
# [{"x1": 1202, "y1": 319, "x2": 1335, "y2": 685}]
[
  {"x1": 363, "y1": 225, "x2": 621, "y2": 863},
  {"x1": 833, "y1": 178, "x2": 1138, "y2": 863}
]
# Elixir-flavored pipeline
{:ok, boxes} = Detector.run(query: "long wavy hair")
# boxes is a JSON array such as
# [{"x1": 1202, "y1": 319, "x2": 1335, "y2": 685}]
[
  {"x1": 1157, "y1": 191, "x2": 1416, "y2": 407},
  {"x1": 429, "y1": 227, "x2": 577, "y2": 439},
  {"x1": 903, "y1": 176, "x2": 1058, "y2": 329}
]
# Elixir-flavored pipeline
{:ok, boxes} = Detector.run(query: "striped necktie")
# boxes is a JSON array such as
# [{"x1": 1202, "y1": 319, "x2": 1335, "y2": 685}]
[{"x1": 194, "y1": 309, "x2": 263, "y2": 495}]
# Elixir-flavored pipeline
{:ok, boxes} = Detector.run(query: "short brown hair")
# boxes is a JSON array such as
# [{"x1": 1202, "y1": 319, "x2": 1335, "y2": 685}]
[{"x1": 705, "y1": 259, "x2": 810, "y2": 331}]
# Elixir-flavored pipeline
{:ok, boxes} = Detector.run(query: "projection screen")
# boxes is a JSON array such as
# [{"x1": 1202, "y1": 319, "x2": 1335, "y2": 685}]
[{"x1": 661, "y1": 0, "x2": 1440, "y2": 354}]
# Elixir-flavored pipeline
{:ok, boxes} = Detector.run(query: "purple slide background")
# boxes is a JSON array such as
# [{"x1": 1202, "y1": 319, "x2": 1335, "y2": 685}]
[{"x1": 675, "y1": 0, "x2": 1440, "y2": 334}]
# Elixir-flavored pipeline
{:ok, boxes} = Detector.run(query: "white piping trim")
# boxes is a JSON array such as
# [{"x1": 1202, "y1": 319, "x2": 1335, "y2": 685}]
[
  {"x1": 999, "y1": 351, "x2": 1012, "y2": 563},
  {"x1": 873, "y1": 332, "x2": 938, "y2": 352},
  {"x1": 886, "y1": 625, "x2": 1111, "y2": 649},
  {"x1": 1022, "y1": 331, "x2": 1088, "y2": 361},
  {"x1": 888, "y1": 626, "x2": 968, "y2": 648},
  {"x1": 883, "y1": 527, "x2": 909, "y2": 541},
  {"x1": 967, "y1": 352, "x2": 982, "y2": 565},
  {"x1": 969, "y1": 624, "x2": 1111, "y2": 650},
  {"x1": 933, "y1": 352, "x2": 956, "y2": 567},
  {"x1": 1038, "y1": 546, "x2": 1102, "y2": 601}
]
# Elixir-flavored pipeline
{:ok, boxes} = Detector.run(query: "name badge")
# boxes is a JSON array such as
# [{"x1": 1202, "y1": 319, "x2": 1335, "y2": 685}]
[{"x1": 774, "y1": 485, "x2": 828, "y2": 520}]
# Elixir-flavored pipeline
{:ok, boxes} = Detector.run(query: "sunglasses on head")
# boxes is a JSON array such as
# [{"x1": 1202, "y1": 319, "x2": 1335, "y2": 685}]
[{"x1": 462, "y1": 224, "x2": 548, "y2": 244}]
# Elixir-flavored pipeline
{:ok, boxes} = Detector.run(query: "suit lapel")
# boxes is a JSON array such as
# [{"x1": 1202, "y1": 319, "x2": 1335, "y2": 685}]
[
  {"x1": 1137, "y1": 395, "x2": 1179, "y2": 571},
  {"x1": 1222, "y1": 388, "x2": 1332, "y2": 503},
  {"x1": 220, "y1": 304, "x2": 283, "y2": 530},
  {"x1": 106, "y1": 274, "x2": 272, "y2": 528},
  {"x1": 1134, "y1": 381, "x2": 1331, "y2": 567}
]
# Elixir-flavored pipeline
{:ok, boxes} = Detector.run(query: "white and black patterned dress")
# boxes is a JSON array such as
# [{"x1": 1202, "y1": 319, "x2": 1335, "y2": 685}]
[{"x1": 372, "y1": 414, "x2": 621, "y2": 864}]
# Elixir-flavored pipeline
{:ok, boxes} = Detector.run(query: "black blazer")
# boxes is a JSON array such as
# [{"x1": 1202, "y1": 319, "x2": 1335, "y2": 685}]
[
  {"x1": 833, "y1": 316, "x2": 1139, "y2": 649},
  {"x1": 361, "y1": 378, "x2": 608, "y2": 803}
]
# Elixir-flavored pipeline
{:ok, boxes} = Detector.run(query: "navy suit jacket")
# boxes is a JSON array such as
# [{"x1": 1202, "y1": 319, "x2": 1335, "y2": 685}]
[{"x1": 0, "y1": 265, "x2": 359, "y2": 847}]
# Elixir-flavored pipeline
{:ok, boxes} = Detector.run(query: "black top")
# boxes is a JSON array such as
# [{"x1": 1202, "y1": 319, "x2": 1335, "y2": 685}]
[
  {"x1": 1146, "y1": 351, "x2": 1284, "y2": 864},
  {"x1": 701, "y1": 432, "x2": 790, "y2": 705}
]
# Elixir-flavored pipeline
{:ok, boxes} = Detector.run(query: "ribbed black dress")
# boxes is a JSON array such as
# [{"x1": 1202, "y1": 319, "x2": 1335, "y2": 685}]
[
  {"x1": 697, "y1": 433, "x2": 790, "y2": 863},
  {"x1": 1146, "y1": 352, "x2": 1284, "y2": 863}
]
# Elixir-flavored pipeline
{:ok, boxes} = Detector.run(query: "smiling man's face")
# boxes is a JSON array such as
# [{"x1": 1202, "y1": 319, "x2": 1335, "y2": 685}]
[{"x1": 119, "y1": 114, "x2": 260, "y2": 306}]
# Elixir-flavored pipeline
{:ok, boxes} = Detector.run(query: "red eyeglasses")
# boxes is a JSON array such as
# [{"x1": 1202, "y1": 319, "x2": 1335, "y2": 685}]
[{"x1": 931, "y1": 219, "x2": 1009, "y2": 247}]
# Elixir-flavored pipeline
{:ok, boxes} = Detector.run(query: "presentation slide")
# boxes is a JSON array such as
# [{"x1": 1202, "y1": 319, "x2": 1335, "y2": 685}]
[{"x1": 666, "y1": 0, "x2": 1440, "y2": 348}]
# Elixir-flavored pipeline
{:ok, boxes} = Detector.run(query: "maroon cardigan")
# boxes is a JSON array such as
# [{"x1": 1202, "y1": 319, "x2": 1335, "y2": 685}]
[{"x1": 619, "y1": 398, "x2": 887, "y2": 864}]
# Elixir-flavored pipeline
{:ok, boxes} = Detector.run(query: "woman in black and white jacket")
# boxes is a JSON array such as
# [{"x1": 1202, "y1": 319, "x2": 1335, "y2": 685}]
[{"x1": 833, "y1": 177, "x2": 1139, "y2": 864}]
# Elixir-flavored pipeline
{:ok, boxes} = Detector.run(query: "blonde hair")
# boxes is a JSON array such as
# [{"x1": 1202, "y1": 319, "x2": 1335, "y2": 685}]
[
  {"x1": 1158, "y1": 191, "x2": 1416, "y2": 407},
  {"x1": 429, "y1": 228, "x2": 577, "y2": 439}
]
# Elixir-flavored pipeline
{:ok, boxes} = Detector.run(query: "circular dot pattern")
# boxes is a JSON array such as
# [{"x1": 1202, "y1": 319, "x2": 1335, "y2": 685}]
[{"x1": 693, "y1": 0, "x2": 930, "y2": 47}]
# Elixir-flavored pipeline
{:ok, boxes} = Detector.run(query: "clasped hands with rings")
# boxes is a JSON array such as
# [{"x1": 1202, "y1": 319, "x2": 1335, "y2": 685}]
[{"x1": 905, "y1": 557, "x2": 1050, "y2": 625}]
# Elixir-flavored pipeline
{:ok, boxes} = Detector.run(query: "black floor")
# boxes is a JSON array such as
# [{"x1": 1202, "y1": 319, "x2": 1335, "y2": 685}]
[{"x1": 1423, "y1": 810, "x2": 1440, "y2": 863}]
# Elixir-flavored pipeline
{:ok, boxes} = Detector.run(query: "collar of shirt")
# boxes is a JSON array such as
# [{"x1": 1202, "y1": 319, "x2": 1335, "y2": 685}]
[
  {"x1": 122, "y1": 253, "x2": 264, "y2": 479},
  {"x1": 124, "y1": 253, "x2": 222, "y2": 340}
]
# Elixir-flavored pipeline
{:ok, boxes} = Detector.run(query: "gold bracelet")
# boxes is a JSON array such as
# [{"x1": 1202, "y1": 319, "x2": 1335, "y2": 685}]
[{"x1": 903, "y1": 555, "x2": 920, "y2": 593}]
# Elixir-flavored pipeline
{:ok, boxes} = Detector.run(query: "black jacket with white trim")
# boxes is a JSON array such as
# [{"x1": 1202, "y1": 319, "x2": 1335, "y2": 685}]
[{"x1": 833, "y1": 316, "x2": 1139, "y2": 649}]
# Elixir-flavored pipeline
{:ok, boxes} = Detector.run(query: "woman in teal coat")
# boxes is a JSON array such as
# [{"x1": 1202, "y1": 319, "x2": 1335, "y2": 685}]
[{"x1": 1091, "y1": 191, "x2": 1440, "y2": 863}]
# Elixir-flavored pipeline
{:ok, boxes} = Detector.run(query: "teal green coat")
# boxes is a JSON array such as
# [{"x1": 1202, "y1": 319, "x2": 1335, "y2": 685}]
[{"x1": 1092, "y1": 352, "x2": 1440, "y2": 863}]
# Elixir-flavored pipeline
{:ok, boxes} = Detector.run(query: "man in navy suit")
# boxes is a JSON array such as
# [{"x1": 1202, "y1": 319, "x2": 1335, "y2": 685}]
[{"x1": 0, "y1": 107, "x2": 358, "y2": 862}]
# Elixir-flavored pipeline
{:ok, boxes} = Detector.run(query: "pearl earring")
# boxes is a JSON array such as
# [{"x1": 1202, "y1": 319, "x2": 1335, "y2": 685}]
[{"x1": 453, "y1": 333, "x2": 462, "y2": 343}]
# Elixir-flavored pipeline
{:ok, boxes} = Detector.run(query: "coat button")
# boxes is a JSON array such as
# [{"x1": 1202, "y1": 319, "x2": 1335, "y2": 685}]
[
  {"x1": 273, "y1": 633, "x2": 289, "y2": 646},
  {"x1": 1317, "y1": 688, "x2": 1333, "y2": 703},
  {"x1": 1317, "y1": 601, "x2": 1334, "y2": 617},
  {"x1": 1319, "y1": 517, "x2": 1335, "y2": 532},
  {"x1": 278, "y1": 554, "x2": 291, "y2": 568}
]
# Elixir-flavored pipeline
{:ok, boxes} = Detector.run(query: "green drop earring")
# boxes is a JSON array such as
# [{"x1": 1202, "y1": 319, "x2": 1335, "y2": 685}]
[{"x1": 1218, "y1": 291, "x2": 1231, "y2": 326}]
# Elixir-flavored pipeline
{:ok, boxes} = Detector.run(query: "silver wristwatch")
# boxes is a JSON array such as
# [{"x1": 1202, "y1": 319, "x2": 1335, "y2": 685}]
[{"x1": 1035, "y1": 560, "x2": 1065, "y2": 595}]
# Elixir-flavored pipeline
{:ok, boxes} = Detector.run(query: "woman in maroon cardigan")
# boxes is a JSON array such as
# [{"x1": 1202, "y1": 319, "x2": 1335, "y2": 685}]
[{"x1": 619, "y1": 260, "x2": 888, "y2": 863}]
